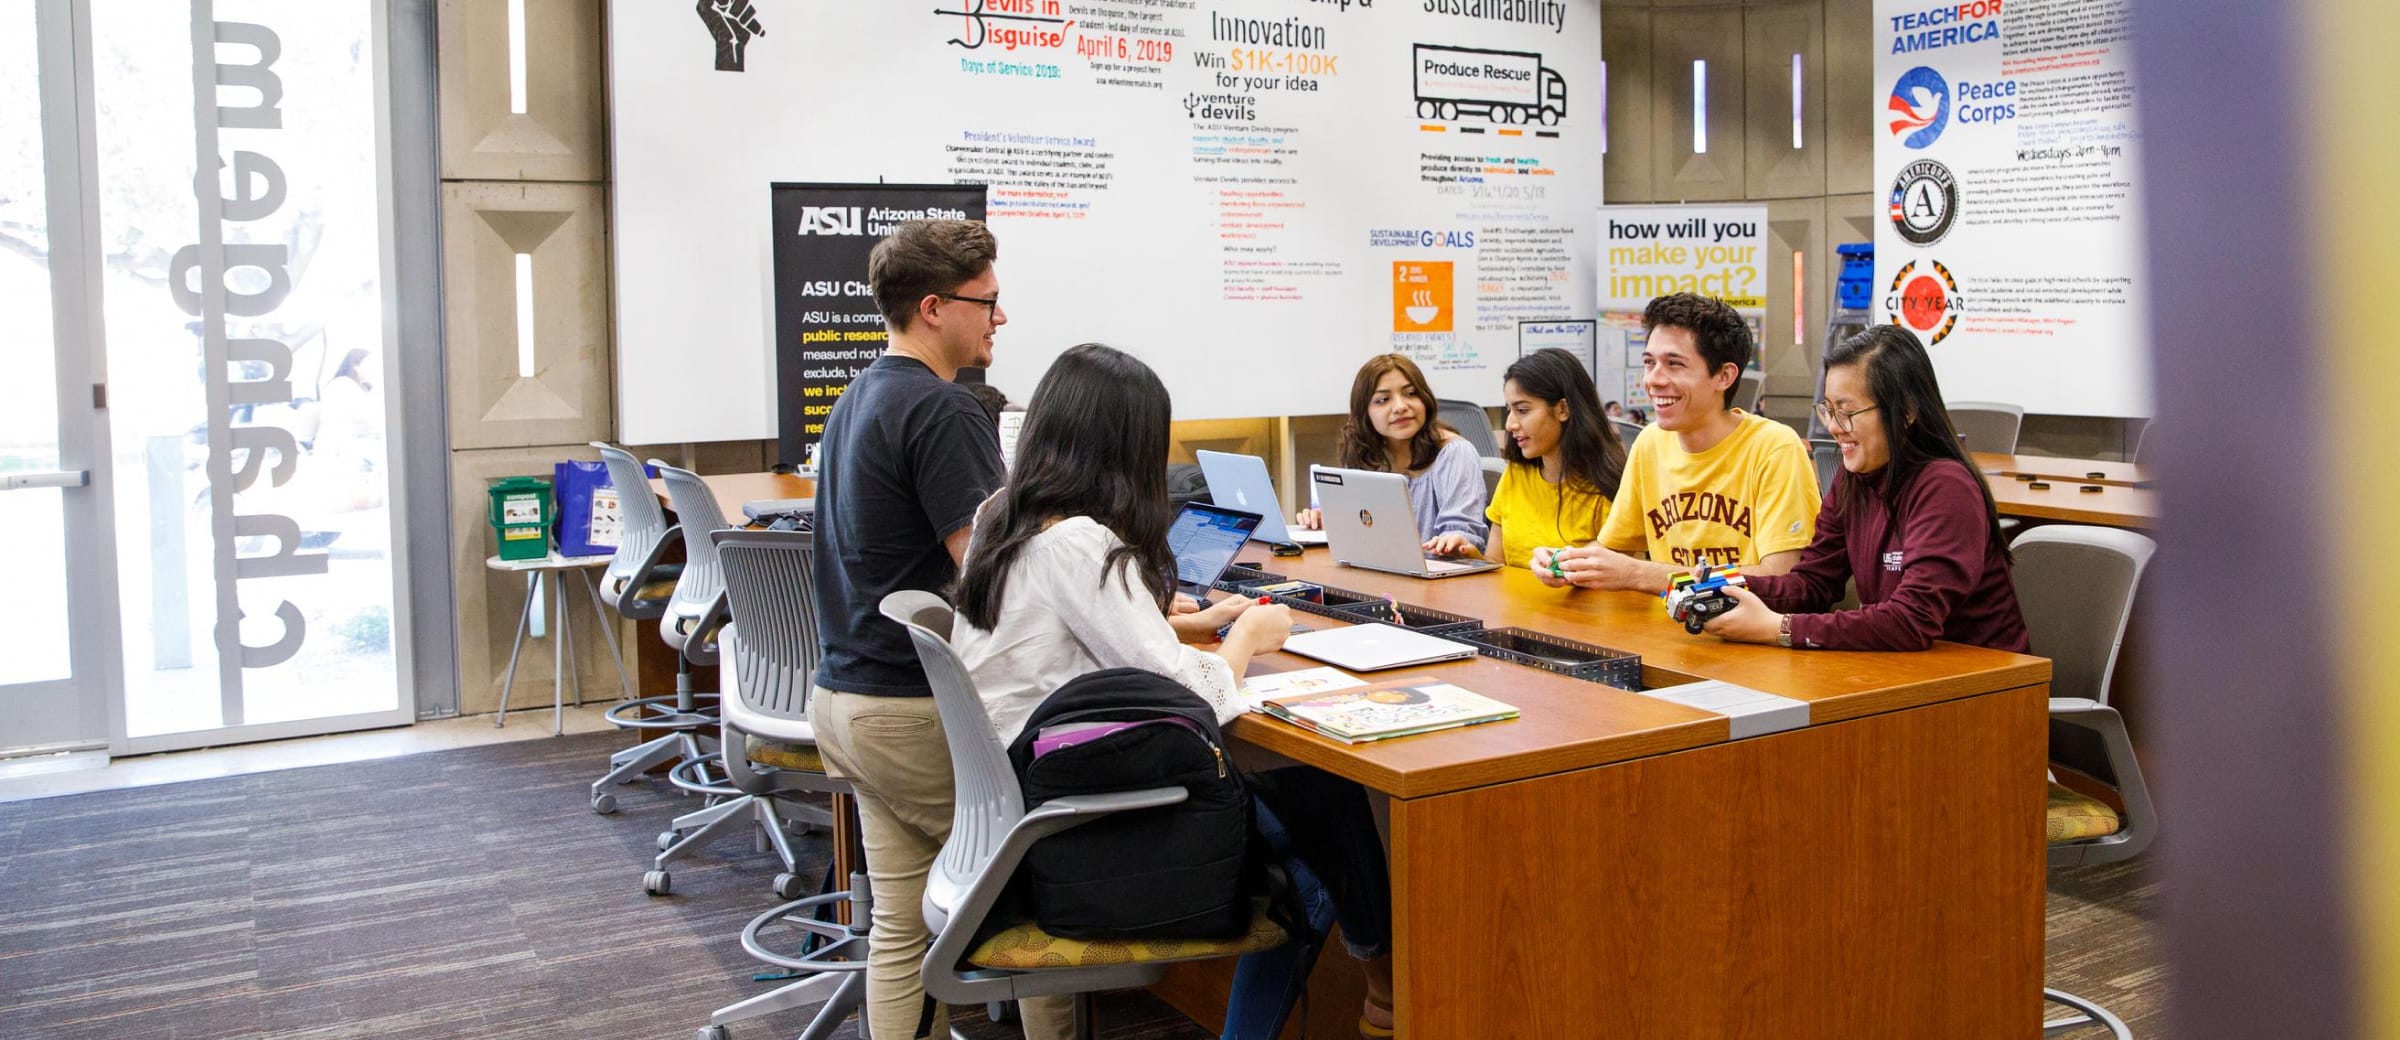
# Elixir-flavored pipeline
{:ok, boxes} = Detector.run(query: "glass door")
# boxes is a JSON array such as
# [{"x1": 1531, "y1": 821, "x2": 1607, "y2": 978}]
[
  {"x1": 1, "y1": 0, "x2": 118, "y2": 758},
  {"x1": 95, "y1": 0, "x2": 413, "y2": 751}
]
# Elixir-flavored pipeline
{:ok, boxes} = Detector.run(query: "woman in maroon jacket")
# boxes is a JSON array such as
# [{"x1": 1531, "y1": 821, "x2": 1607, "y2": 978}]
[{"x1": 1703, "y1": 324, "x2": 2029, "y2": 652}]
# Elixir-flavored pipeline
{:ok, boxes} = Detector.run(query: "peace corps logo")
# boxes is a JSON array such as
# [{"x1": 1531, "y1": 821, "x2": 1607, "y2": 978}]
[
  {"x1": 1888, "y1": 159, "x2": 1958, "y2": 246},
  {"x1": 1886, "y1": 66, "x2": 1950, "y2": 150},
  {"x1": 1885, "y1": 258, "x2": 1962, "y2": 345}
]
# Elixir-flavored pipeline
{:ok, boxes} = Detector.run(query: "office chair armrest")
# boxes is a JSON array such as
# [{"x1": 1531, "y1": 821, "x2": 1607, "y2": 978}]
[
  {"x1": 609, "y1": 523, "x2": 687, "y2": 612},
  {"x1": 678, "y1": 591, "x2": 733, "y2": 664},
  {"x1": 921, "y1": 786, "x2": 1191, "y2": 1000}
]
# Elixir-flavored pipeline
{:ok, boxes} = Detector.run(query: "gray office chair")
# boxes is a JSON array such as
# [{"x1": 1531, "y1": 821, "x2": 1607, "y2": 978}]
[
  {"x1": 587, "y1": 443, "x2": 713, "y2": 816},
  {"x1": 1436, "y1": 398, "x2": 1501, "y2": 458},
  {"x1": 693, "y1": 528, "x2": 868, "y2": 1040},
  {"x1": 1479, "y1": 455, "x2": 1505, "y2": 502},
  {"x1": 1808, "y1": 439, "x2": 1842, "y2": 499},
  {"x1": 2012, "y1": 524, "x2": 2158, "y2": 1039},
  {"x1": 879, "y1": 591, "x2": 1294, "y2": 1039},
  {"x1": 642, "y1": 461, "x2": 748, "y2": 895},
  {"x1": 1610, "y1": 417, "x2": 1646, "y2": 449},
  {"x1": 1734, "y1": 371, "x2": 1765, "y2": 414},
  {"x1": 1946, "y1": 401, "x2": 2026, "y2": 453}
]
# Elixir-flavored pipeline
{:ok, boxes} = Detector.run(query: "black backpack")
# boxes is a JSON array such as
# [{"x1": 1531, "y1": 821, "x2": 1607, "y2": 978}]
[{"x1": 1006, "y1": 668, "x2": 1293, "y2": 940}]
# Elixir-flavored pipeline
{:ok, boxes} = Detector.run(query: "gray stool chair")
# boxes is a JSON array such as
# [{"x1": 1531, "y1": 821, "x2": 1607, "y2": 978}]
[
  {"x1": 586, "y1": 443, "x2": 716, "y2": 815},
  {"x1": 693, "y1": 528, "x2": 868, "y2": 1039},
  {"x1": 1947, "y1": 400, "x2": 2026, "y2": 453}
]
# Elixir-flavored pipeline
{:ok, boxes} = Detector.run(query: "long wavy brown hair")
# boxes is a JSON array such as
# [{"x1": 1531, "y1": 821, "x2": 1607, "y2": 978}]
[{"x1": 1337, "y1": 354, "x2": 1453, "y2": 472}]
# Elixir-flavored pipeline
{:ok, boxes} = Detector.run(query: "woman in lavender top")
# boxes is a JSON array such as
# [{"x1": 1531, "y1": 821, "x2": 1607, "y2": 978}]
[{"x1": 1295, "y1": 353, "x2": 1491, "y2": 555}]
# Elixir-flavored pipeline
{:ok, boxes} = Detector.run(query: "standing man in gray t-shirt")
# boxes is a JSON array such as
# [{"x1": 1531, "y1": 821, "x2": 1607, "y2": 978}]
[{"x1": 808, "y1": 219, "x2": 1070, "y2": 1039}]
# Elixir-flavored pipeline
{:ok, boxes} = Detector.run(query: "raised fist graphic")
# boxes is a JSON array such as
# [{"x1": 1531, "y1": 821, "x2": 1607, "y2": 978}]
[{"x1": 698, "y1": 0, "x2": 764, "y2": 72}]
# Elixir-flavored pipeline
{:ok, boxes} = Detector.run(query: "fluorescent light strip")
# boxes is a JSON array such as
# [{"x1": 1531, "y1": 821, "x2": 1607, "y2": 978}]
[
  {"x1": 508, "y1": 0, "x2": 528, "y2": 114},
  {"x1": 1793, "y1": 250, "x2": 1806, "y2": 346},
  {"x1": 1599, "y1": 60, "x2": 1609, "y2": 154},
  {"x1": 1792, "y1": 54, "x2": 1805, "y2": 149},
  {"x1": 1692, "y1": 60, "x2": 1707, "y2": 154},
  {"x1": 515, "y1": 253, "x2": 536, "y2": 378}
]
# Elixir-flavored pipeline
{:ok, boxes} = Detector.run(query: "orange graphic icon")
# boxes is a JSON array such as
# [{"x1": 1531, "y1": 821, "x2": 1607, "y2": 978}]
[{"x1": 1392, "y1": 261, "x2": 1454, "y2": 332}]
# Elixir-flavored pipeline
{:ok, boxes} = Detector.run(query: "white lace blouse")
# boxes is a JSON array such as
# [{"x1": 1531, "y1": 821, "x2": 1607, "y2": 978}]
[{"x1": 951, "y1": 516, "x2": 1242, "y2": 744}]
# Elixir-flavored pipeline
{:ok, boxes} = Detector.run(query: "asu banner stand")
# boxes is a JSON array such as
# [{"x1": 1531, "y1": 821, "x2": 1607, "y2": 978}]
[{"x1": 769, "y1": 183, "x2": 989, "y2": 468}]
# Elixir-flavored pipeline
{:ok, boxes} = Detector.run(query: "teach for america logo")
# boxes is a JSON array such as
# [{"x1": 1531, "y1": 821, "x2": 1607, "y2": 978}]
[{"x1": 1887, "y1": 66, "x2": 1949, "y2": 149}]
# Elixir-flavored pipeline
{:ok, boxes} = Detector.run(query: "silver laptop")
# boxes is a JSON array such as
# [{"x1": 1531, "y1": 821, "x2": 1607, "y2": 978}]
[
  {"x1": 1312, "y1": 468, "x2": 1501, "y2": 579},
  {"x1": 1282, "y1": 623, "x2": 1479, "y2": 671},
  {"x1": 1195, "y1": 450, "x2": 1324, "y2": 546}
]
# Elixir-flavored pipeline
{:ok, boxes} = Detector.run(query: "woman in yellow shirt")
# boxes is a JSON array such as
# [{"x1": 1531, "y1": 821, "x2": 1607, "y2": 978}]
[{"x1": 1481, "y1": 347, "x2": 1627, "y2": 568}]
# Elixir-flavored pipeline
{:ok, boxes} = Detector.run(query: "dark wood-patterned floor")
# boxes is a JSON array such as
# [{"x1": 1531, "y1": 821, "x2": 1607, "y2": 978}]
[{"x1": 0, "y1": 732, "x2": 2164, "y2": 1039}]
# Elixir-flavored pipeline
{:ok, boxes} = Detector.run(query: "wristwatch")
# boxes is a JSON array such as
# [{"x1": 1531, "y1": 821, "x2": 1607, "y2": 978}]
[{"x1": 1776, "y1": 616, "x2": 1794, "y2": 648}]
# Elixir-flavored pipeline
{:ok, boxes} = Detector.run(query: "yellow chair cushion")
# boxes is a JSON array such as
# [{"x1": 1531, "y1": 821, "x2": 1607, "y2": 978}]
[
  {"x1": 2046, "y1": 782, "x2": 2123, "y2": 843},
  {"x1": 744, "y1": 735, "x2": 824, "y2": 774},
  {"x1": 967, "y1": 899, "x2": 1291, "y2": 970}
]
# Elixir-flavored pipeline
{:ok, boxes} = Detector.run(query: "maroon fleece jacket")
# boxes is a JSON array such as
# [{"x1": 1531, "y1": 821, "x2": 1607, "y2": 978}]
[{"x1": 1743, "y1": 457, "x2": 2029, "y2": 653}]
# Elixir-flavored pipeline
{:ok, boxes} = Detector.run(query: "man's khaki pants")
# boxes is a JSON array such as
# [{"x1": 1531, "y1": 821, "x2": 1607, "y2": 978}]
[{"x1": 811, "y1": 688, "x2": 1074, "y2": 1039}]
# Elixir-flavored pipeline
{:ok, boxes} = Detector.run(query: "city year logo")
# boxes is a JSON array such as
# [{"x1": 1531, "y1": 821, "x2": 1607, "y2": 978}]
[
  {"x1": 1885, "y1": 258, "x2": 1961, "y2": 344},
  {"x1": 1888, "y1": 159, "x2": 1958, "y2": 245},
  {"x1": 1886, "y1": 66, "x2": 1950, "y2": 149}
]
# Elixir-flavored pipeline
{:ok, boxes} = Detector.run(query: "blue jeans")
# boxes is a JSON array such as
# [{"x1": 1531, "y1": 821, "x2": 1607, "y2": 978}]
[{"x1": 1222, "y1": 768, "x2": 1392, "y2": 1040}]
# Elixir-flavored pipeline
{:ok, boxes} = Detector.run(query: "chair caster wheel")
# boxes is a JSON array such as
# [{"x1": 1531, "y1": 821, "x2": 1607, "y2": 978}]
[
  {"x1": 591, "y1": 793, "x2": 617, "y2": 814},
  {"x1": 644, "y1": 869, "x2": 672, "y2": 896},
  {"x1": 696, "y1": 1026, "x2": 730, "y2": 1040},
  {"x1": 987, "y1": 1000, "x2": 1015, "y2": 1024},
  {"x1": 773, "y1": 872, "x2": 809, "y2": 900},
  {"x1": 658, "y1": 831, "x2": 679, "y2": 851}
]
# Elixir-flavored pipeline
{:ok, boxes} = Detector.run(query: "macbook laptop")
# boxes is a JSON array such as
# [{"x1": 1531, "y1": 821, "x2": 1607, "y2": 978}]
[
  {"x1": 1282, "y1": 623, "x2": 1479, "y2": 671},
  {"x1": 1312, "y1": 468, "x2": 1501, "y2": 579},
  {"x1": 1195, "y1": 450, "x2": 1324, "y2": 546},
  {"x1": 1166, "y1": 502, "x2": 1262, "y2": 601}
]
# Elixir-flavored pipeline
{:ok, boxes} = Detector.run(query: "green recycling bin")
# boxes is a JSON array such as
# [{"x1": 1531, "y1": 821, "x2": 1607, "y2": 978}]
[{"x1": 488, "y1": 475, "x2": 555, "y2": 561}]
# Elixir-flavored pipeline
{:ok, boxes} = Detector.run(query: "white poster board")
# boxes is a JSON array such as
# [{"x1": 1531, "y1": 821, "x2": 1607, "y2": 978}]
[
  {"x1": 1871, "y1": 0, "x2": 2150, "y2": 417},
  {"x1": 610, "y1": 1, "x2": 1605, "y2": 444}
]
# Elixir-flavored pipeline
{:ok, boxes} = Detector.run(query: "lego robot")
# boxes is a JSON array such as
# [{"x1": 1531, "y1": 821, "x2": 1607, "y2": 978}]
[{"x1": 1663, "y1": 562, "x2": 1747, "y2": 635}]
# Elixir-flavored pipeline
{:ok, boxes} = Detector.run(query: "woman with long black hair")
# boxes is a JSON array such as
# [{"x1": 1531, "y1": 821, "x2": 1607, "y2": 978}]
[
  {"x1": 1485, "y1": 347, "x2": 1628, "y2": 569},
  {"x1": 952, "y1": 343, "x2": 1395, "y2": 1040},
  {"x1": 1702, "y1": 324, "x2": 2028, "y2": 652}
]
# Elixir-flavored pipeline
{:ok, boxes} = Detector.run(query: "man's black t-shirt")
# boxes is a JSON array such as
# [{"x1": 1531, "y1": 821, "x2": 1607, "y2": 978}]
[{"x1": 811, "y1": 354, "x2": 1005, "y2": 696}]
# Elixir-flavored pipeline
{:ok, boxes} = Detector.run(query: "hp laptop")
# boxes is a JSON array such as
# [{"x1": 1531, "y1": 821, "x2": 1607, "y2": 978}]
[
  {"x1": 1282, "y1": 622, "x2": 1479, "y2": 671},
  {"x1": 1166, "y1": 502, "x2": 1263, "y2": 602},
  {"x1": 1195, "y1": 450, "x2": 1325, "y2": 546},
  {"x1": 1312, "y1": 468, "x2": 1501, "y2": 579}
]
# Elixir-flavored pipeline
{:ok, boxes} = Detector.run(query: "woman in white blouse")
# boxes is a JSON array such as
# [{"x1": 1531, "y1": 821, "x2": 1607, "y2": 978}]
[{"x1": 952, "y1": 343, "x2": 1395, "y2": 1040}]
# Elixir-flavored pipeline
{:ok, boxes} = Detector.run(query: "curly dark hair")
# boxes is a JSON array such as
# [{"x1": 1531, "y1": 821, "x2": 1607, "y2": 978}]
[
  {"x1": 1641, "y1": 292, "x2": 1753, "y2": 409},
  {"x1": 868, "y1": 219, "x2": 998, "y2": 331}
]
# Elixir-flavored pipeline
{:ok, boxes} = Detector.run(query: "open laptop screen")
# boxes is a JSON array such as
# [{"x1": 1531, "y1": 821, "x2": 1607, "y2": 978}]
[{"x1": 1166, "y1": 503, "x2": 1262, "y2": 594}]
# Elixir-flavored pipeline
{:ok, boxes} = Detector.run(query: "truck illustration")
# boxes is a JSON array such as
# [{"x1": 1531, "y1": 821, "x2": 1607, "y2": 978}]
[{"x1": 1413, "y1": 44, "x2": 1567, "y2": 125}]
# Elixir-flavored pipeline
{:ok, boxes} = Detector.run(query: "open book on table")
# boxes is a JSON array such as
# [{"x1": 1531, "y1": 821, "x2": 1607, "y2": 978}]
[{"x1": 1254, "y1": 674, "x2": 1518, "y2": 744}]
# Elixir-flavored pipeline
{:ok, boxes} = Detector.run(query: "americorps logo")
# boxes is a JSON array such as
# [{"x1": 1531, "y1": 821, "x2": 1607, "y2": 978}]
[{"x1": 1887, "y1": 66, "x2": 1950, "y2": 149}]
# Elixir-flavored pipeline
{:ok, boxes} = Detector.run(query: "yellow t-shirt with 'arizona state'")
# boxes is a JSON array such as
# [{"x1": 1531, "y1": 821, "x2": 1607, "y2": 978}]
[{"x1": 1597, "y1": 411, "x2": 1818, "y2": 568}]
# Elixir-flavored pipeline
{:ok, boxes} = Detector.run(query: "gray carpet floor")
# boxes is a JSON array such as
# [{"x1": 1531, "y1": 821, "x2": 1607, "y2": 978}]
[{"x1": 0, "y1": 731, "x2": 2165, "y2": 1039}]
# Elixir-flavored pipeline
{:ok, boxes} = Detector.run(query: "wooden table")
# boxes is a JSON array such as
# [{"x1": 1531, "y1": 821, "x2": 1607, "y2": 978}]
[
  {"x1": 650, "y1": 471, "x2": 815, "y2": 520},
  {"x1": 1973, "y1": 451, "x2": 2153, "y2": 488},
  {"x1": 1985, "y1": 473, "x2": 2158, "y2": 529},
  {"x1": 1155, "y1": 550, "x2": 2052, "y2": 1038}
]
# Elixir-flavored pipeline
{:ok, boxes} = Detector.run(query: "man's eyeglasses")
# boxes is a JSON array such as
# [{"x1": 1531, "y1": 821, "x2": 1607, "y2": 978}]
[
  {"x1": 936, "y1": 292, "x2": 1000, "y2": 312},
  {"x1": 1814, "y1": 400, "x2": 1877, "y2": 433}
]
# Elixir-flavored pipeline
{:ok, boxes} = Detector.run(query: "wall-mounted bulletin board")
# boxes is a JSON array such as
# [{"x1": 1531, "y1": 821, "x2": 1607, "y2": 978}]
[{"x1": 610, "y1": 0, "x2": 1605, "y2": 444}]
